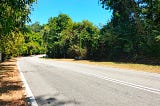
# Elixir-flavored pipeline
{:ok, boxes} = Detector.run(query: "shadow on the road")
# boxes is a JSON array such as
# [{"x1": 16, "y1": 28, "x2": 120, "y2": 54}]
[{"x1": 28, "y1": 95, "x2": 80, "y2": 106}]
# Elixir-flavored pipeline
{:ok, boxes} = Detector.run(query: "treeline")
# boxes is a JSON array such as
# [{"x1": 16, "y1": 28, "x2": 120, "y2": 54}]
[
  {"x1": 40, "y1": 8, "x2": 160, "y2": 64},
  {"x1": 98, "y1": 0, "x2": 160, "y2": 64},
  {"x1": 1, "y1": 0, "x2": 160, "y2": 64},
  {"x1": 0, "y1": 0, "x2": 45, "y2": 60},
  {"x1": 21, "y1": 24, "x2": 45, "y2": 56},
  {"x1": 42, "y1": 14, "x2": 100, "y2": 59},
  {"x1": 0, "y1": 24, "x2": 45, "y2": 60}
]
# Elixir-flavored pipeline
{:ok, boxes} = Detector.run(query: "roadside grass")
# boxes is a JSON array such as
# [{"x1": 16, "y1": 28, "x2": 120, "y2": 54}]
[
  {"x1": 0, "y1": 58, "x2": 27, "y2": 106},
  {"x1": 49, "y1": 58, "x2": 160, "y2": 73}
]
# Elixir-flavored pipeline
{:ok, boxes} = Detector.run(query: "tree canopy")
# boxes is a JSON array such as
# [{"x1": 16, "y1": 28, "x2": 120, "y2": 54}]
[
  {"x1": 98, "y1": 0, "x2": 160, "y2": 63},
  {"x1": 1, "y1": 1, "x2": 159, "y2": 64},
  {"x1": 42, "y1": 14, "x2": 100, "y2": 59},
  {"x1": 0, "y1": 0, "x2": 37, "y2": 60}
]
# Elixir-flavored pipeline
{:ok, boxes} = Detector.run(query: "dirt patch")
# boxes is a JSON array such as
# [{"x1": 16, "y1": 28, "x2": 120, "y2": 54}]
[
  {"x1": 51, "y1": 59, "x2": 160, "y2": 74},
  {"x1": 0, "y1": 58, "x2": 28, "y2": 106}
]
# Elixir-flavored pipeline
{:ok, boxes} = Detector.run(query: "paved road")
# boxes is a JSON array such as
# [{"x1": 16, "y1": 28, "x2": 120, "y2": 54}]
[{"x1": 18, "y1": 55, "x2": 160, "y2": 106}]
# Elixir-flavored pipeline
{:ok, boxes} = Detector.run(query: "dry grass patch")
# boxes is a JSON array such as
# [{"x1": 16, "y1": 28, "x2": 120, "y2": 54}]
[
  {"x1": 52, "y1": 59, "x2": 160, "y2": 73},
  {"x1": 0, "y1": 58, "x2": 27, "y2": 106}
]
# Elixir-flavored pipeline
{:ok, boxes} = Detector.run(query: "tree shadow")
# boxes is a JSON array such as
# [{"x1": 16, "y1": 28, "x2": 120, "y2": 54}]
[
  {"x1": 0, "y1": 79, "x2": 26, "y2": 106},
  {"x1": 88, "y1": 57, "x2": 160, "y2": 66},
  {"x1": 0, "y1": 59, "x2": 27, "y2": 106},
  {"x1": 27, "y1": 95, "x2": 80, "y2": 106},
  {"x1": 0, "y1": 65, "x2": 15, "y2": 79},
  {"x1": 0, "y1": 81, "x2": 23, "y2": 94},
  {"x1": 0, "y1": 64, "x2": 16, "y2": 67},
  {"x1": 0, "y1": 67, "x2": 15, "y2": 71},
  {"x1": 0, "y1": 62, "x2": 16, "y2": 72},
  {"x1": 2, "y1": 58, "x2": 17, "y2": 62},
  {"x1": 0, "y1": 98, "x2": 27, "y2": 106}
]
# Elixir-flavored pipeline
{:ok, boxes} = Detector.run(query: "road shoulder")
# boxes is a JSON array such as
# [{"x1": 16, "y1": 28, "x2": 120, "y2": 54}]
[
  {"x1": 0, "y1": 58, "x2": 27, "y2": 106},
  {"x1": 47, "y1": 58, "x2": 160, "y2": 74}
]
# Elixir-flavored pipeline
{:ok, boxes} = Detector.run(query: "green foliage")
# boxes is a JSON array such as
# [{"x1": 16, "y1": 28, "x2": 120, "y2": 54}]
[
  {"x1": 43, "y1": 14, "x2": 100, "y2": 59},
  {"x1": 67, "y1": 45, "x2": 87, "y2": 58},
  {"x1": 43, "y1": 9, "x2": 159, "y2": 63},
  {"x1": 0, "y1": 31, "x2": 24, "y2": 59},
  {"x1": 99, "y1": 0, "x2": 160, "y2": 63},
  {"x1": 0, "y1": 0, "x2": 36, "y2": 60},
  {"x1": 22, "y1": 28, "x2": 46, "y2": 56},
  {"x1": 30, "y1": 22, "x2": 43, "y2": 32},
  {"x1": 1, "y1": 0, "x2": 159, "y2": 64},
  {"x1": 0, "y1": 0, "x2": 36, "y2": 36}
]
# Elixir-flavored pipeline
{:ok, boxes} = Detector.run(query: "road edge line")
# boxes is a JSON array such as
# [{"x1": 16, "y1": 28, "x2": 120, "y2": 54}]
[{"x1": 17, "y1": 60, "x2": 38, "y2": 106}]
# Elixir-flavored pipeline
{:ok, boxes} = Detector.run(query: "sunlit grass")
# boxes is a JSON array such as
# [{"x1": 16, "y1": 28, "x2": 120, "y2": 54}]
[{"x1": 51, "y1": 58, "x2": 160, "y2": 73}]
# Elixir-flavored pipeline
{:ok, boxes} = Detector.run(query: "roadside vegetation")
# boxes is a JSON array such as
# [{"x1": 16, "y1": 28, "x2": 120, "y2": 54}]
[
  {"x1": 0, "y1": 0, "x2": 160, "y2": 65},
  {"x1": 0, "y1": 0, "x2": 160, "y2": 105},
  {"x1": 0, "y1": 58, "x2": 27, "y2": 106},
  {"x1": 41, "y1": 1, "x2": 160, "y2": 65},
  {"x1": 0, "y1": 0, "x2": 37, "y2": 105},
  {"x1": 0, "y1": 0, "x2": 45, "y2": 61}
]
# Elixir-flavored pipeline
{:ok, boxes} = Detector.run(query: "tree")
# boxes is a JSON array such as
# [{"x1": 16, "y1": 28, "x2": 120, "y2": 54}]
[
  {"x1": 141, "y1": 0, "x2": 160, "y2": 57},
  {"x1": 99, "y1": 0, "x2": 141, "y2": 59},
  {"x1": 0, "y1": 0, "x2": 36, "y2": 36},
  {"x1": 44, "y1": 14, "x2": 73, "y2": 58},
  {"x1": 30, "y1": 21, "x2": 42, "y2": 32},
  {"x1": 0, "y1": 0, "x2": 36, "y2": 60},
  {"x1": 43, "y1": 13, "x2": 100, "y2": 59},
  {"x1": 71, "y1": 20, "x2": 100, "y2": 59},
  {"x1": 21, "y1": 24, "x2": 45, "y2": 56},
  {"x1": 99, "y1": 0, "x2": 160, "y2": 63}
]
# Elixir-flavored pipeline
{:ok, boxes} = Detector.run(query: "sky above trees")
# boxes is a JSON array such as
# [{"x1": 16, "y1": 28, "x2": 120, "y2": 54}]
[
  {"x1": 1, "y1": 0, "x2": 159, "y2": 64},
  {"x1": 29, "y1": 0, "x2": 112, "y2": 26}
]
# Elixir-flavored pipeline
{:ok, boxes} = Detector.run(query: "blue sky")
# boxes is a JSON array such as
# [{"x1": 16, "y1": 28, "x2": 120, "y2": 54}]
[{"x1": 29, "y1": 0, "x2": 112, "y2": 26}]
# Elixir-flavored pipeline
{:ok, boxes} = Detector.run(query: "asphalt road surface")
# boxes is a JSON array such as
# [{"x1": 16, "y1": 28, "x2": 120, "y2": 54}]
[{"x1": 18, "y1": 55, "x2": 160, "y2": 106}]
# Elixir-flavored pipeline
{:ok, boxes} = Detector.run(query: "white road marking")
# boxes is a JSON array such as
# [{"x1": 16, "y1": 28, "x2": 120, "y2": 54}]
[
  {"x1": 17, "y1": 61, "x2": 38, "y2": 106},
  {"x1": 77, "y1": 71, "x2": 160, "y2": 95},
  {"x1": 30, "y1": 57, "x2": 160, "y2": 95}
]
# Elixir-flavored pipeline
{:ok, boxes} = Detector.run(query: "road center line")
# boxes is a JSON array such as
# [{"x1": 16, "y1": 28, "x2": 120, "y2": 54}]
[
  {"x1": 76, "y1": 71, "x2": 160, "y2": 95},
  {"x1": 35, "y1": 58, "x2": 160, "y2": 95}
]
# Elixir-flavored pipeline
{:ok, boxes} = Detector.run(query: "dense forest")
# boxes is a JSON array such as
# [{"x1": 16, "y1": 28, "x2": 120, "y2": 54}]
[
  {"x1": 0, "y1": 0, "x2": 160, "y2": 64},
  {"x1": 99, "y1": 0, "x2": 160, "y2": 64},
  {"x1": 0, "y1": 0, "x2": 45, "y2": 60}
]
